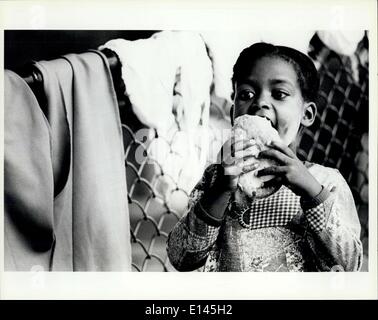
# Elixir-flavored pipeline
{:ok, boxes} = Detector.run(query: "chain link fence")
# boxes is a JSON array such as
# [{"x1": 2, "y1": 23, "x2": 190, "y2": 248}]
[
  {"x1": 299, "y1": 32, "x2": 369, "y2": 270},
  {"x1": 114, "y1": 32, "x2": 369, "y2": 272}
]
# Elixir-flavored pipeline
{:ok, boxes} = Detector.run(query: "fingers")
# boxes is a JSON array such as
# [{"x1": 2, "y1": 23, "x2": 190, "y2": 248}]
[
  {"x1": 241, "y1": 162, "x2": 259, "y2": 174},
  {"x1": 261, "y1": 177, "x2": 283, "y2": 189},
  {"x1": 223, "y1": 165, "x2": 243, "y2": 177},
  {"x1": 224, "y1": 160, "x2": 259, "y2": 176},
  {"x1": 221, "y1": 138, "x2": 296, "y2": 169},
  {"x1": 234, "y1": 147, "x2": 259, "y2": 160},
  {"x1": 258, "y1": 148, "x2": 290, "y2": 164},
  {"x1": 255, "y1": 165, "x2": 287, "y2": 177},
  {"x1": 231, "y1": 139, "x2": 255, "y2": 154},
  {"x1": 221, "y1": 140, "x2": 258, "y2": 165},
  {"x1": 268, "y1": 140, "x2": 296, "y2": 158}
]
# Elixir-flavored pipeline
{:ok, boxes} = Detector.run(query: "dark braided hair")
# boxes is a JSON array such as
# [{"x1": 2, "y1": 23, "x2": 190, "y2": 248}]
[{"x1": 231, "y1": 42, "x2": 319, "y2": 103}]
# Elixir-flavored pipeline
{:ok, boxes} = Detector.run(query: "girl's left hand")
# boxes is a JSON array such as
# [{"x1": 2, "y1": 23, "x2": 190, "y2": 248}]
[{"x1": 256, "y1": 140, "x2": 322, "y2": 198}]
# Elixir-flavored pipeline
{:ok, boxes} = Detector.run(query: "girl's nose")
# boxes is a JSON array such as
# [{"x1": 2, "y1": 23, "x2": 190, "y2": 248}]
[
  {"x1": 253, "y1": 94, "x2": 271, "y2": 111},
  {"x1": 255, "y1": 100, "x2": 271, "y2": 110}
]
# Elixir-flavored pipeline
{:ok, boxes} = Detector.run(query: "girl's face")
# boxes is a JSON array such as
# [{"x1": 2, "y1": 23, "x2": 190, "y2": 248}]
[{"x1": 233, "y1": 56, "x2": 314, "y2": 146}]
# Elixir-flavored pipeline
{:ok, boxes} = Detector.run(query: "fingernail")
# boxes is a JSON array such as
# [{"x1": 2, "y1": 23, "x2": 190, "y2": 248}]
[{"x1": 254, "y1": 170, "x2": 259, "y2": 176}]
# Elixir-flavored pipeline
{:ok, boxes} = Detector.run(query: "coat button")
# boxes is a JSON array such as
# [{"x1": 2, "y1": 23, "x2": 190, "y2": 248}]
[{"x1": 331, "y1": 265, "x2": 344, "y2": 272}]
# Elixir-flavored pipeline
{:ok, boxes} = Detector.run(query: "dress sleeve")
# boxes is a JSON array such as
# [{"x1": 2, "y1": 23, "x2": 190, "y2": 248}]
[
  {"x1": 302, "y1": 169, "x2": 363, "y2": 271},
  {"x1": 166, "y1": 164, "x2": 225, "y2": 271}
]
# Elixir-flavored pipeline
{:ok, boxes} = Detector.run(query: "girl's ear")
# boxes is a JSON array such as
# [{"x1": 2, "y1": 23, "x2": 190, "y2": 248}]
[
  {"x1": 301, "y1": 102, "x2": 317, "y2": 127},
  {"x1": 230, "y1": 104, "x2": 235, "y2": 126}
]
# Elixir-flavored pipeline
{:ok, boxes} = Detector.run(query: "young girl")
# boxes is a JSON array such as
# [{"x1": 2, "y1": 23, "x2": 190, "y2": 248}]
[{"x1": 166, "y1": 42, "x2": 363, "y2": 272}]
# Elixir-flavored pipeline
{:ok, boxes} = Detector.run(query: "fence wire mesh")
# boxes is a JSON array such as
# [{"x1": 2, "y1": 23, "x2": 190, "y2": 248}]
[
  {"x1": 116, "y1": 33, "x2": 369, "y2": 272},
  {"x1": 299, "y1": 33, "x2": 369, "y2": 269}
]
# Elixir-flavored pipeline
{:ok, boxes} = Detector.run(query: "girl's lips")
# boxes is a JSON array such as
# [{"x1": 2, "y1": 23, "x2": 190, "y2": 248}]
[
  {"x1": 247, "y1": 113, "x2": 278, "y2": 130},
  {"x1": 260, "y1": 115, "x2": 276, "y2": 130}
]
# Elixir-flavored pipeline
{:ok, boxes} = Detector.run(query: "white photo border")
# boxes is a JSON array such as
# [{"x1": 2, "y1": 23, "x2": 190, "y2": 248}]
[{"x1": 0, "y1": 0, "x2": 377, "y2": 300}]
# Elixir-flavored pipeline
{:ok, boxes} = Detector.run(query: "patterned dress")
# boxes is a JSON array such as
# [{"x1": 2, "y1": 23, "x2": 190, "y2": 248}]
[{"x1": 167, "y1": 163, "x2": 363, "y2": 272}]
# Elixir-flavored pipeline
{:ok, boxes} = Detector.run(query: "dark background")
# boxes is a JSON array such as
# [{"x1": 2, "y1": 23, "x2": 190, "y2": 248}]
[{"x1": 5, "y1": 30, "x2": 157, "y2": 72}]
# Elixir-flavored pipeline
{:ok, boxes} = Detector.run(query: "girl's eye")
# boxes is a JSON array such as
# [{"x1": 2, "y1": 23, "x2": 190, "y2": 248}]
[
  {"x1": 238, "y1": 90, "x2": 255, "y2": 101},
  {"x1": 272, "y1": 90, "x2": 289, "y2": 100}
]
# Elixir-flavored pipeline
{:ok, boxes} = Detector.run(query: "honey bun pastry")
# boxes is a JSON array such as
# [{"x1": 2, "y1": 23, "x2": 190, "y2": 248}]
[{"x1": 232, "y1": 115, "x2": 282, "y2": 200}]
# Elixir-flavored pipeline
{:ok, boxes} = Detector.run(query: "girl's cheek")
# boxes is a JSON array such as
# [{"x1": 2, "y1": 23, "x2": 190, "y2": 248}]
[
  {"x1": 277, "y1": 117, "x2": 300, "y2": 146},
  {"x1": 276, "y1": 116, "x2": 289, "y2": 134}
]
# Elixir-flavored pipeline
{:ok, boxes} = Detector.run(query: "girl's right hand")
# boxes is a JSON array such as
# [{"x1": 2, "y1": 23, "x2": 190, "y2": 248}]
[{"x1": 217, "y1": 137, "x2": 260, "y2": 192}]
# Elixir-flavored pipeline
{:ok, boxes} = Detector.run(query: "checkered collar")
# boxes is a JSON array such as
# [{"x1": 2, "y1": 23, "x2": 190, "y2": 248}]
[{"x1": 231, "y1": 186, "x2": 301, "y2": 230}]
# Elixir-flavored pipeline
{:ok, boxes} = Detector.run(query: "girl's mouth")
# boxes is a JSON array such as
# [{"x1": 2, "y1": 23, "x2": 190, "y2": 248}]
[
  {"x1": 260, "y1": 116, "x2": 276, "y2": 130},
  {"x1": 246, "y1": 113, "x2": 278, "y2": 130}
]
